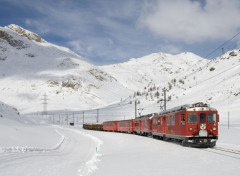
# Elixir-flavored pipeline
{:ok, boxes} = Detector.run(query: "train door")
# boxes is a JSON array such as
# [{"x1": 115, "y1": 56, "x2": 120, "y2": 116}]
[
  {"x1": 162, "y1": 116, "x2": 166, "y2": 134},
  {"x1": 114, "y1": 122, "x2": 118, "y2": 131},
  {"x1": 130, "y1": 120, "x2": 134, "y2": 133}
]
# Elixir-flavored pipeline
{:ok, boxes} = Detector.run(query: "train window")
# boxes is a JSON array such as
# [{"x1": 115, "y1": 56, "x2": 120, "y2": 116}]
[
  {"x1": 208, "y1": 113, "x2": 217, "y2": 123},
  {"x1": 135, "y1": 122, "x2": 139, "y2": 126},
  {"x1": 167, "y1": 116, "x2": 170, "y2": 126},
  {"x1": 157, "y1": 119, "x2": 161, "y2": 126},
  {"x1": 181, "y1": 114, "x2": 185, "y2": 125},
  {"x1": 171, "y1": 115, "x2": 175, "y2": 126},
  {"x1": 188, "y1": 113, "x2": 198, "y2": 124},
  {"x1": 200, "y1": 113, "x2": 206, "y2": 123}
]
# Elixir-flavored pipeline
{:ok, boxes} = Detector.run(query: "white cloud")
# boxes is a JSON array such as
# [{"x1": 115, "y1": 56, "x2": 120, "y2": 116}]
[
  {"x1": 139, "y1": 0, "x2": 240, "y2": 43},
  {"x1": 160, "y1": 44, "x2": 182, "y2": 54},
  {"x1": 25, "y1": 19, "x2": 50, "y2": 34},
  {"x1": 68, "y1": 40, "x2": 92, "y2": 56}
]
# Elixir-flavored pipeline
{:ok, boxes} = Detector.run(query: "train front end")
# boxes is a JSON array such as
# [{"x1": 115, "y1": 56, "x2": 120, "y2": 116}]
[{"x1": 183, "y1": 103, "x2": 219, "y2": 148}]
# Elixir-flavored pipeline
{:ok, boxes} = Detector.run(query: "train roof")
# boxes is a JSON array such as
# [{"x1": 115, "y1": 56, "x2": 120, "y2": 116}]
[
  {"x1": 157, "y1": 102, "x2": 217, "y2": 116},
  {"x1": 135, "y1": 113, "x2": 157, "y2": 120}
]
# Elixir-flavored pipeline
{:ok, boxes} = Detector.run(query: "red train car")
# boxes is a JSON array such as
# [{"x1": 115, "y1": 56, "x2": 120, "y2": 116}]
[
  {"x1": 103, "y1": 121, "x2": 118, "y2": 131},
  {"x1": 151, "y1": 102, "x2": 219, "y2": 147},
  {"x1": 133, "y1": 114, "x2": 154, "y2": 136},
  {"x1": 117, "y1": 120, "x2": 134, "y2": 133}
]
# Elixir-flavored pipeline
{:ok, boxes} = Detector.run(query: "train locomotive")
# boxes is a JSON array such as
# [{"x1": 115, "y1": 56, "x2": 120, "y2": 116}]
[{"x1": 83, "y1": 102, "x2": 219, "y2": 148}]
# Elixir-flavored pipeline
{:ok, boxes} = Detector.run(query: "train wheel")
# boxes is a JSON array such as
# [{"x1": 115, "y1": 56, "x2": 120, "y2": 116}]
[
  {"x1": 181, "y1": 140, "x2": 189, "y2": 147},
  {"x1": 209, "y1": 141, "x2": 216, "y2": 148}
]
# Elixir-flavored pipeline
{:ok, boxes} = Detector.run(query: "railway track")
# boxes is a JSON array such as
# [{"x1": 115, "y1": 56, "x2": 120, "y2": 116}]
[{"x1": 204, "y1": 146, "x2": 240, "y2": 159}]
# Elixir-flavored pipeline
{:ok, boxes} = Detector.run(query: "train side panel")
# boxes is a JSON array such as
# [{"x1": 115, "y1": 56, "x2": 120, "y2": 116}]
[
  {"x1": 133, "y1": 119, "x2": 141, "y2": 134},
  {"x1": 117, "y1": 120, "x2": 134, "y2": 133},
  {"x1": 103, "y1": 121, "x2": 118, "y2": 131}
]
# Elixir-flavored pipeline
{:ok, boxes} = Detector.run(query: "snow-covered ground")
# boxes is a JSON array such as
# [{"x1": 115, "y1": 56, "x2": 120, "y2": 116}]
[
  {"x1": 1, "y1": 24, "x2": 240, "y2": 175},
  {"x1": 87, "y1": 125, "x2": 240, "y2": 176},
  {"x1": 1, "y1": 104, "x2": 240, "y2": 176}
]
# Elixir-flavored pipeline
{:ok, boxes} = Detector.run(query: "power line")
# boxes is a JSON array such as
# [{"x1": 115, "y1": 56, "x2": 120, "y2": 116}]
[{"x1": 205, "y1": 30, "x2": 240, "y2": 58}]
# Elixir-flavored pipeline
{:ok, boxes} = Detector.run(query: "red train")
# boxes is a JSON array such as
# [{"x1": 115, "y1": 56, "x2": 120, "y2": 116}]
[{"x1": 92, "y1": 102, "x2": 219, "y2": 148}]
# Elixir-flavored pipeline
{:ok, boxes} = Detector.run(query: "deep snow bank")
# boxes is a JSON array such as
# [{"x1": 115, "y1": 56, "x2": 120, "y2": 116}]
[{"x1": 0, "y1": 101, "x2": 62, "y2": 149}]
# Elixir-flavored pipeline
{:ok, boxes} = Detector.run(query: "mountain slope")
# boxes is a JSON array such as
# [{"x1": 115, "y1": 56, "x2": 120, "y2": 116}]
[
  {"x1": 99, "y1": 49, "x2": 240, "y2": 123},
  {"x1": 109, "y1": 49, "x2": 240, "y2": 123},
  {"x1": 171, "y1": 49, "x2": 240, "y2": 121},
  {"x1": 100, "y1": 52, "x2": 208, "y2": 91},
  {"x1": 0, "y1": 24, "x2": 130, "y2": 113},
  {"x1": 1, "y1": 24, "x2": 240, "y2": 123}
]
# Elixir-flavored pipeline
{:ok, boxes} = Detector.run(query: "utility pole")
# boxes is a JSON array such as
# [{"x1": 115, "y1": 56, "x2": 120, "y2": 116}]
[
  {"x1": 73, "y1": 112, "x2": 75, "y2": 124},
  {"x1": 97, "y1": 109, "x2": 99, "y2": 123},
  {"x1": 41, "y1": 93, "x2": 49, "y2": 116},
  {"x1": 163, "y1": 87, "x2": 167, "y2": 111},
  {"x1": 228, "y1": 111, "x2": 230, "y2": 129},
  {"x1": 83, "y1": 111, "x2": 85, "y2": 124},
  {"x1": 135, "y1": 100, "x2": 137, "y2": 119},
  {"x1": 67, "y1": 114, "x2": 69, "y2": 125},
  {"x1": 77, "y1": 113, "x2": 79, "y2": 124},
  {"x1": 159, "y1": 87, "x2": 168, "y2": 111}
]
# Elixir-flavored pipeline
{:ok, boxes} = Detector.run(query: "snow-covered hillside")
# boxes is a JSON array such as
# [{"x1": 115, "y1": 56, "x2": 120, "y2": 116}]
[
  {"x1": 0, "y1": 24, "x2": 130, "y2": 113},
  {"x1": 0, "y1": 101, "x2": 61, "y2": 148},
  {"x1": 101, "y1": 52, "x2": 208, "y2": 91},
  {"x1": 100, "y1": 50, "x2": 240, "y2": 124},
  {"x1": 0, "y1": 101, "x2": 20, "y2": 120},
  {"x1": 1, "y1": 24, "x2": 240, "y2": 124},
  {"x1": 170, "y1": 49, "x2": 240, "y2": 123}
]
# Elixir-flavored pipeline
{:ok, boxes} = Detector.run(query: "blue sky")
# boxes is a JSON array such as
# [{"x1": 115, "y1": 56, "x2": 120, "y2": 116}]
[{"x1": 1, "y1": 0, "x2": 240, "y2": 65}]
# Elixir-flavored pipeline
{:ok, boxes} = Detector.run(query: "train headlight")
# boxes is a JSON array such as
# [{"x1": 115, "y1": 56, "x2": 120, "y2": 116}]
[
  {"x1": 213, "y1": 127, "x2": 216, "y2": 131},
  {"x1": 189, "y1": 128, "x2": 193, "y2": 131}
]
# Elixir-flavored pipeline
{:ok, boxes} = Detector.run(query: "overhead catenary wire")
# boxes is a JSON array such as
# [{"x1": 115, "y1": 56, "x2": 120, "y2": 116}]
[{"x1": 205, "y1": 30, "x2": 240, "y2": 59}]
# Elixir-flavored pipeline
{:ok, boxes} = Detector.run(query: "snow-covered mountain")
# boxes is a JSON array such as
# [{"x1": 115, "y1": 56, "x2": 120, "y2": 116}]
[
  {"x1": 171, "y1": 50, "x2": 240, "y2": 122},
  {"x1": 100, "y1": 49, "x2": 240, "y2": 123},
  {"x1": 100, "y1": 52, "x2": 208, "y2": 91},
  {"x1": 1, "y1": 24, "x2": 240, "y2": 123},
  {"x1": 0, "y1": 24, "x2": 130, "y2": 113}
]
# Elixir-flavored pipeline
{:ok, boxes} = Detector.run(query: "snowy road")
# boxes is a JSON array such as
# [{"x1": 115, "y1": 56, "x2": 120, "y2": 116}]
[
  {"x1": 1, "y1": 125, "x2": 240, "y2": 176},
  {"x1": 0, "y1": 126, "x2": 101, "y2": 176}
]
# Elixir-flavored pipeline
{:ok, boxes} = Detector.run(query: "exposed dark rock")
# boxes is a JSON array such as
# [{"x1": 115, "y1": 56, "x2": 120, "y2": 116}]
[{"x1": 0, "y1": 30, "x2": 28, "y2": 49}]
